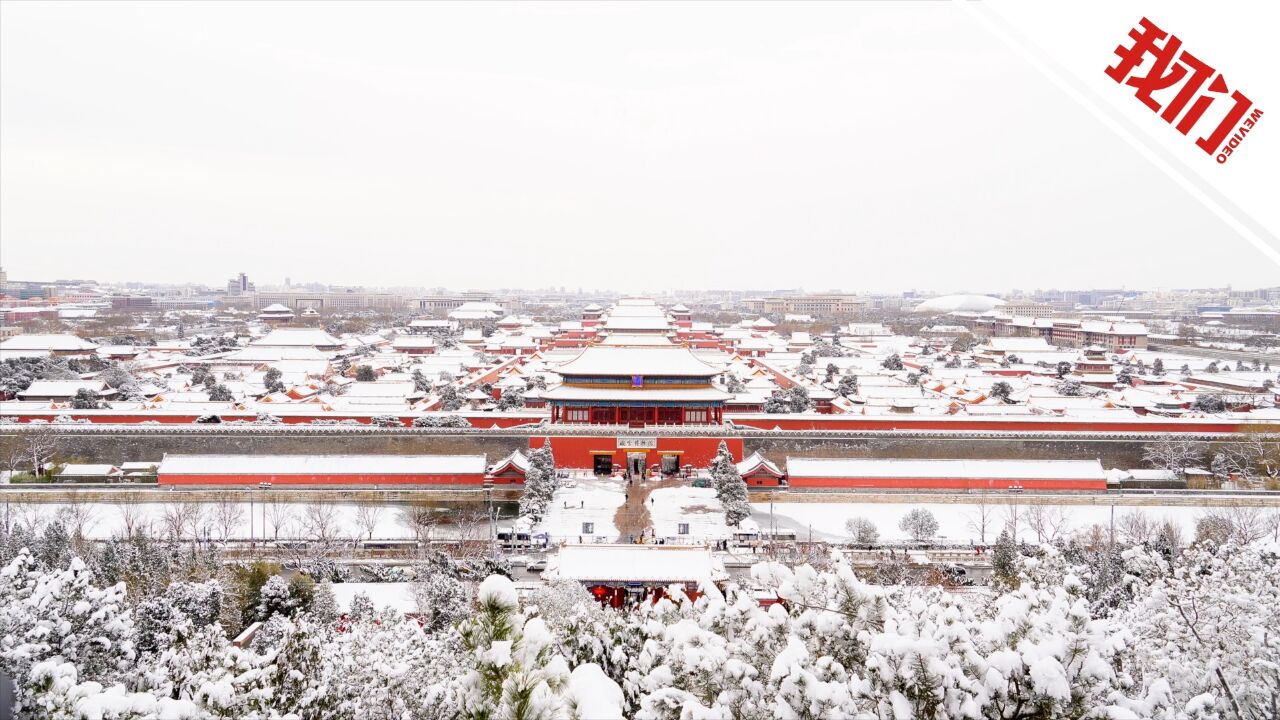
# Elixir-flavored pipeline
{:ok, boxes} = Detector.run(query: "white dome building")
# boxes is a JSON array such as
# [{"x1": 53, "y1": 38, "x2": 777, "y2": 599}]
[{"x1": 913, "y1": 294, "x2": 1006, "y2": 313}]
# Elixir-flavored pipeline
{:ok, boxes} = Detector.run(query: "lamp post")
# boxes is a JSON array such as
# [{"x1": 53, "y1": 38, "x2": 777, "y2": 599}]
[{"x1": 1008, "y1": 485, "x2": 1024, "y2": 544}]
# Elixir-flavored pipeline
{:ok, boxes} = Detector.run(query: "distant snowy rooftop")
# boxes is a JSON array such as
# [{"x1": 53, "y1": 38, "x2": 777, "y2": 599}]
[
  {"x1": 786, "y1": 458, "x2": 1105, "y2": 480},
  {"x1": 913, "y1": 294, "x2": 1005, "y2": 313},
  {"x1": 554, "y1": 346, "x2": 722, "y2": 377},
  {"x1": 158, "y1": 454, "x2": 487, "y2": 475},
  {"x1": 0, "y1": 334, "x2": 99, "y2": 351}
]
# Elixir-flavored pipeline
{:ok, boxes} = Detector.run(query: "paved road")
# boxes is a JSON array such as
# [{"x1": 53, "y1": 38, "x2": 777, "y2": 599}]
[{"x1": 612, "y1": 476, "x2": 690, "y2": 542}]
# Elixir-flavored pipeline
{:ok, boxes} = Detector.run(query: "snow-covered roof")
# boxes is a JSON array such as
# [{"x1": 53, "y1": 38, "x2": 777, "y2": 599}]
[
  {"x1": 251, "y1": 328, "x2": 342, "y2": 348},
  {"x1": 546, "y1": 544, "x2": 721, "y2": 583},
  {"x1": 736, "y1": 451, "x2": 783, "y2": 478},
  {"x1": 603, "y1": 316, "x2": 671, "y2": 331},
  {"x1": 983, "y1": 338, "x2": 1052, "y2": 353},
  {"x1": 913, "y1": 294, "x2": 1005, "y2": 313},
  {"x1": 553, "y1": 346, "x2": 722, "y2": 377},
  {"x1": 0, "y1": 334, "x2": 99, "y2": 351},
  {"x1": 58, "y1": 464, "x2": 120, "y2": 476},
  {"x1": 17, "y1": 381, "x2": 108, "y2": 398},
  {"x1": 488, "y1": 450, "x2": 530, "y2": 475},
  {"x1": 158, "y1": 454, "x2": 487, "y2": 476},
  {"x1": 258, "y1": 303, "x2": 294, "y2": 314},
  {"x1": 392, "y1": 336, "x2": 437, "y2": 349},
  {"x1": 598, "y1": 334, "x2": 674, "y2": 347},
  {"x1": 542, "y1": 386, "x2": 730, "y2": 402},
  {"x1": 785, "y1": 457, "x2": 1105, "y2": 480}
]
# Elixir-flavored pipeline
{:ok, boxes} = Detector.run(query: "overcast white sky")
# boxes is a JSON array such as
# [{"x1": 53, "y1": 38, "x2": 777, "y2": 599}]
[{"x1": 1, "y1": 1, "x2": 1275, "y2": 294}]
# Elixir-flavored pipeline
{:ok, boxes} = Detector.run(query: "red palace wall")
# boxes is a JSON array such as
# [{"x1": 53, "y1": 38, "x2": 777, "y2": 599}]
[
  {"x1": 728, "y1": 415, "x2": 1253, "y2": 434},
  {"x1": 158, "y1": 472, "x2": 489, "y2": 486},
  {"x1": 0, "y1": 412, "x2": 541, "y2": 428},
  {"x1": 787, "y1": 476, "x2": 1105, "y2": 491},
  {"x1": 530, "y1": 436, "x2": 743, "y2": 470}
]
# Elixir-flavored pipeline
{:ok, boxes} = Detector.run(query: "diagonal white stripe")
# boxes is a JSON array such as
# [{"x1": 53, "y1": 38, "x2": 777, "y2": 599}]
[{"x1": 954, "y1": 0, "x2": 1280, "y2": 268}]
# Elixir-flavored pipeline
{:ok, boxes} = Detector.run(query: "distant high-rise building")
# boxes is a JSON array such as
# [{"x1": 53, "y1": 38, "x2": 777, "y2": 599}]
[{"x1": 227, "y1": 272, "x2": 255, "y2": 296}]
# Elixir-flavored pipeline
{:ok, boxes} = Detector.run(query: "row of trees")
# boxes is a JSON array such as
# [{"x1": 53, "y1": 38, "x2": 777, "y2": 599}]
[
  {"x1": 3, "y1": 537, "x2": 1275, "y2": 719},
  {"x1": 1144, "y1": 431, "x2": 1280, "y2": 489}
]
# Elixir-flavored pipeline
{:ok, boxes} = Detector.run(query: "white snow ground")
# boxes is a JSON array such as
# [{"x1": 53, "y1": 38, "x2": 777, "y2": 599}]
[
  {"x1": 750, "y1": 500, "x2": 1243, "y2": 544},
  {"x1": 648, "y1": 486, "x2": 727, "y2": 541},
  {"x1": 533, "y1": 476, "x2": 625, "y2": 543}
]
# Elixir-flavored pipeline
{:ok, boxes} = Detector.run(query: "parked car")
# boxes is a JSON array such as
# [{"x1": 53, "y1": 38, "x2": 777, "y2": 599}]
[{"x1": 527, "y1": 559, "x2": 548, "y2": 573}]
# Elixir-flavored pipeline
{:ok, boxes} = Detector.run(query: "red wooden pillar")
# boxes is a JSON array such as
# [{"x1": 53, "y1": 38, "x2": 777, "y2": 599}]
[{"x1": 613, "y1": 406, "x2": 620, "y2": 424}]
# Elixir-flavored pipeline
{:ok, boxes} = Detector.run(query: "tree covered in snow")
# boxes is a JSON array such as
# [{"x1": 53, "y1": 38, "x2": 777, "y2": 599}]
[
  {"x1": 4, "y1": 538, "x2": 1279, "y2": 720},
  {"x1": 1056, "y1": 379, "x2": 1086, "y2": 396},
  {"x1": 0, "y1": 553, "x2": 137, "y2": 716},
  {"x1": 1117, "y1": 543, "x2": 1280, "y2": 719},
  {"x1": 517, "y1": 445, "x2": 559, "y2": 523},
  {"x1": 414, "y1": 414, "x2": 472, "y2": 428},
  {"x1": 724, "y1": 374, "x2": 745, "y2": 394},
  {"x1": 1193, "y1": 392, "x2": 1229, "y2": 413},
  {"x1": 844, "y1": 516, "x2": 879, "y2": 545},
  {"x1": 456, "y1": 575, "x2": 575, "y2": 720},
  {"x1": 837, "y1": 374, "x2": 859, "y2": 397},
  {"x1": 989, "y1": 381, "x2": 1014, "y2": 403},
  {"x1": 882, "y1": 353, "x2": 904, "y2": 371},
  {"x1": 414, "y1": 569, "x2": 472, "y2": 631},
  {"x1": 355, "y1": 364, "x2": 377, "y2": 382},
  {"x1": 438, "y1": 384, "x2": 464, "y2": 411},
  {"x1": 496, "y1": 387, "x2": 525, "y2": 411},
  {"x1": 1143, "y1": 434, "x2": 1207, "y2": 476},
  {"x1": 990, "y1": 529, "x2": 1020, "y2": 592},
  {"x1": 263, "y1": 366, "x2": 285, "y2": 394},
  {"x1": 207, "y1": 383, "x2": 233, "y2": 402},
  {"x1": 412, "y1": 368, "x2": 433, "y2": 393},
  {"x1": 708, "y1": 441, "x2": 750, "y2": 526},
  {"x1": 898, "y1": 507, "x2": 939, "y2": 543},
  {"x1": 784, "y1": 385, "x2": 812, "y2": 413},
  {"x1": 69, "y1": 388, "x2": 103, "y2": 410},
  {"x1": 520, "y1": 464, "x2": 555, "y2": 523}
]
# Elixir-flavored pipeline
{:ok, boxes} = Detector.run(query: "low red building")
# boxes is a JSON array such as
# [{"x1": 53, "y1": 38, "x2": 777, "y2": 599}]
[
  {"x1": 157, "y1": 454, "x2": 490, "y2": 486},
  {"x1": 737, "y1": 451, "x2": 786, "y2": 488},
  {"x1": 785, "y1": 458, "x2": 1107, "y2": 491}
]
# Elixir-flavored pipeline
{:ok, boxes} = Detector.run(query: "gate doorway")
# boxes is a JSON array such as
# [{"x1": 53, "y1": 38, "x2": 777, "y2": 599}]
[
  {"x1": 593, "y1": 453, "x2": 614, "y2": 475},
  {"x1": 660, "y1": 454, "x2": 680, "y2": 475},
  {"x1": 626, "y1": 452, "x2": 647, "y2": 481}
]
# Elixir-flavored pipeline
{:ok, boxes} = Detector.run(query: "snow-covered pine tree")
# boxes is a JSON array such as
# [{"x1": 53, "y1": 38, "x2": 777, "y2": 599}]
[
  {"x1": 263, "y1": 366, "x2": 285, "y2": 394},
  {"x1": 708, "y1": 441, "x2": 736, "y2": 500},
  {"x1": 991, "y1": 529, "x2": 1019, "y2": 591},
  {"x1": 255, "y1": 574, "x2": 297, "y2": 622},
  {"x1": 439, "y1": 384, "x2": 463, "y2": 411},
  {"x1": 519, "y1": 463, "x2": 556, "y2": 523},
  {"x1": 497, "y1": 387, "x2": 525, "y2": 411},
  {"x1": 311, "y1": 580, "x2": 340, "y2": 628},
  {"x1": 412, "y1": 368, "x2": 433, "y2": 393},
  {"x1": 0, "y1": 553, "x2": 138, "y2": 715},
  {"x1": 456, "y1": 575, "x2": 574, "y2": 720},
  {"x1": 836, "y1": 374, "x2": 858, "y2": 397},
  {"x1": 413, "y1": 570, "x2": 471, "y2": 631}
]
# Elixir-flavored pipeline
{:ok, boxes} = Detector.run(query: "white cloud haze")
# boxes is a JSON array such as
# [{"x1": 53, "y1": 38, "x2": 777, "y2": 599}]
[{"x1": 2, "y1": 1, "x2": 1274, "y2": 293}]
